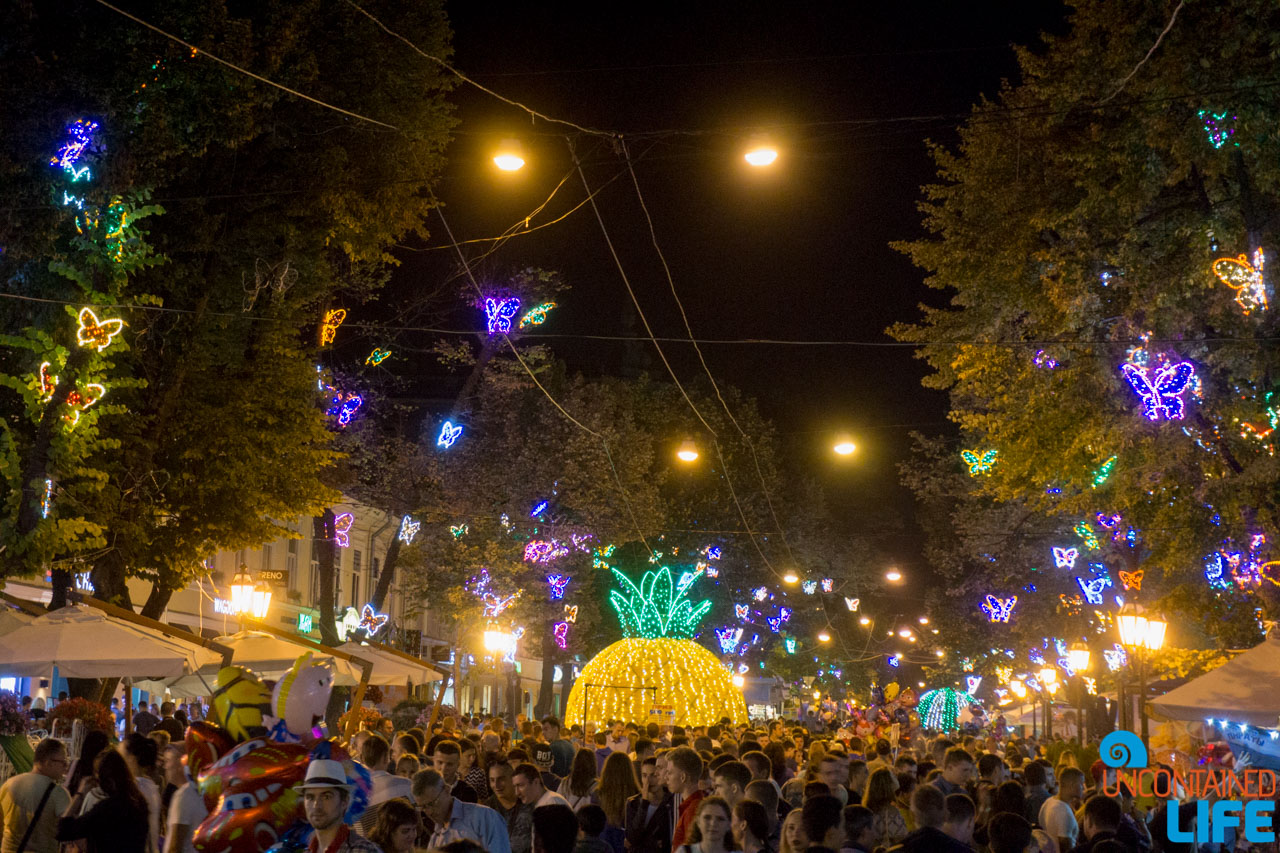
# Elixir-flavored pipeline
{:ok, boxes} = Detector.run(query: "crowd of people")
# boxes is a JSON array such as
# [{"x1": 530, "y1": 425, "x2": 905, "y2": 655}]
[{"x1": 0, "y1": 707, "x2": 1246, "y2": 853}]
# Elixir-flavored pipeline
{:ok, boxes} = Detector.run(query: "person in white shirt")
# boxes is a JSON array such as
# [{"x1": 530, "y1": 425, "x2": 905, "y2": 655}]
[
  {"x1": 513, "y1": 763, "x2": 570, "y2": 809},
  {"x1": 605, "y1": 721, "x2": 631, "y2": 755},
  {"x1": 413, "y1": 769, "x2": 511, "y2": 853},
  {"x1": 162, "y1": 745, "x2": 207, "y2": 853},
  {"x1": 356, "y1": 733, "x2": 411, "y2": 836},
  {"x1": 1039, "y1": 766, "x2": 1084, "y2": 853}
]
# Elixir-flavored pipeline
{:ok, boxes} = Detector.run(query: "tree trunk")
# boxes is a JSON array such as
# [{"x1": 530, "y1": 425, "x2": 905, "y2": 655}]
[
  {"x1": 369, "y1": 533, "x2": 401, "y2": 614},
  {"x1": 140, "y1": 584, "x2": 175, "y2": 621},
  {"x1": 314, "y1": 511, "x2": 339, "y2": 646},
  {"x1": 560, "y1": 661, "x2": 576, "y2": 720},
  {"x1": 89, "y1": 549, "x2": 133, "y2": 609},
  {"x1": 534, "y1": 617, "x2": 557, "y2": 718}
]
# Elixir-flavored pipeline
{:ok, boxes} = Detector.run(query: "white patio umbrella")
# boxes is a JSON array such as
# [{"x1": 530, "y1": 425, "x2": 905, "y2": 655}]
[
  {"x1": 0, "y1": 604, "x2": 221, "y2": 678},
  {"x1": 0, "y1": 607, "x2": 32, "y2": 638},
  {"x1": 212, "y1": 630, "x2": 367, "y2": 684},
  {"x1": 337, "y1": 641, "x2": 443, "y2": 686}
]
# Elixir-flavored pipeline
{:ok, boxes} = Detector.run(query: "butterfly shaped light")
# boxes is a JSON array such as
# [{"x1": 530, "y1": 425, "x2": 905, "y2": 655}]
[
  {"x1": 320, "y1": 308, "x2": 347, "y2": 346},
  {"x1": 1120, "y1": 361, "x2": 1197, "y2": 421},
  {"x1": 980, "y1": 594, "x2": 1017, "y2": 623},
  {"x1": 1076, "y1": 574, "x2": 1113, "y2": 605},
  {"x1": 448, "y1": 523, "x2": 467, "y2": 540},
  {"x1": 1213, "y1": 249, "x2": 1268, "y2": 314},
  {"x1": 437, "y1": 420, "x2": 463, "y2": 449},
  {"x1": 1074, "y1": 522, "x2": 1100, "y2": 551},
  {"x1": 821, "y1": 578, "x2": 833, "y2": 593},
  {"x1": 966, "y1": 676, "x2": 983, "y2": 694},
  {"x1": 40, "y1": 479, "x2": 53, "y2": 519},
  {"x1": 398, "y1": 515, "x2": 421, "y2": 545},
  {"x1": 1052, "y1": 547, "x2": 1079, "y2": 569},
  {"x1": 525, "y1": 540, "x2": 568, "y2": 564},
  {"x1": 961, "y1": 449, "x2": 999, "y2": 475},
  {"x1": 331, "y1": 393, "x2": 363, "y2": 427},
  {"x1": 844, "y1": 597, "x2": 860, "y2": 612},
  {"x1": 766, "y1": 616, "x2": 783, "y2": 633},
  {"x1": 784, "y1": 637, "x2": 797, "y2": 654},
  {"x1": 333, "y1": 512, "x2": 354, "y2": 548},
  {"x1": 37, "y1": 362, "x2": 58, "y2": 399},
  {"x1": 545, "y1": 573, "x2": 570, "y2": 600},
  {"x1": 1092, "y1": 456, "x2": 1117, "y2": 488},
  {"x1": 63, "y1": 382, "x2": 106, "y2": 427},
  {"x1": 358, "y1": 603, "x2": 389, "y2": 636},
  {"x1": 735, "y1": 604, "x2": 750, "y2": 621},
  {"x1": 76, "y1": 307, "x2": 124, "y2": 352},
  {"x1": 802, "y1": 580, "x2": 817, "y2": 595},
  {"x1": 1119, "y1": 569, "x2": 1143, "y2": 590},
  {"x1": 564, "y1": 604, "x2": 578, "y2": 624},
  {"x1": 51, "y1": 119, "x2": 99, "y2": 180},
  {"x1": 365, "y1": 348, "x2": 392, "y2": 365},
  {"x1": 485, "y1": 297, "x2": 521, "y2": 335},
  {"x1": 519, "y1": 302, "x2": 557, "y2": 329},
  {"x1": 553, "y1": 621, "x2": 570, "y2": 649}
]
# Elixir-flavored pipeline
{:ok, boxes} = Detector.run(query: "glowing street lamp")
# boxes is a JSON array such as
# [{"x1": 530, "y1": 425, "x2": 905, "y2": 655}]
[
  {"x1": 676, "y1": 438, "x2": 700, "y2": 463},
  {"x1": 782, "y1": 572, "x2": 799, "y2": 584},
  {"x1": 493, "y1": 139, "x2": 526, "y2": 172},
  {"x1": 833, "y1": 435, "x2": 857, "y2": 456},
  {"x1": 918, "y1": 616, "x2": 930, "y2": 625},
  {"x1": 744, "y1": 144, "x2": 779, "y2": 167},
  {"x1": 1117, "y1": 604, "x2": 1168, "y2": 747},
  {"x1": 817, "y1": 630, "x2": 832, "y2": 643},
  {"x1": 885, "y1": 569, "x2": 902, "y2": 583},
  {"x1": 859, "y1": 617, "x2": 871, "y2": 626},
  {"x1": 483, "y1": 624, "x2": 517, "y2": 656},
  {"x1": 229, "y1": 565, "x2": 272, "y2": 620},
  {"x1": 732, "y1": 674, "x2": 746, "y2": 688}
]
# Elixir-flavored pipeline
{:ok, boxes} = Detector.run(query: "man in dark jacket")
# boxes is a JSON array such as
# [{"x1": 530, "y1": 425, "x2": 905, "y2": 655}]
[
  {"x1": 887, "y1": 785, "x2": 973, "y2": 853},
  {"x1": 626, "y1": 758, "x2": 671, "y2": 853}
]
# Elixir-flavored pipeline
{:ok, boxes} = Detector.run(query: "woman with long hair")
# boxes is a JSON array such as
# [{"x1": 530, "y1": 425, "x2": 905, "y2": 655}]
[
  {"x1": 66, "y1": 730, "x2": 110, "y2": 795},
  {"x1": 559, "y1": 748, "x2": 599, "y2": 809},
  {"x1": 777, "y1": 809, "x2": 807, "y2": 853},
  {"x1": 676, "y1": 796, "x2": 736, "y2": 853},
  {"x1": 597, "y1": 751, "x2": 639, "y2": 853},
  {"x1": 57, "y1": 750, "x2": 149, "y2": 852},
  {"x1": 368, "y1": 798, "x2": 421, "y2": 853},
  {"x1": 862, "y1": 767, "x2": 907, "y2": 847},
  {"x1": 731, "y1": 799, "x2": 771, "y2": 853}
]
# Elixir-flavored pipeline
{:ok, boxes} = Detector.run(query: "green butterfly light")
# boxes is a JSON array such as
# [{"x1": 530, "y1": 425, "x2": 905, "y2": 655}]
[
  {"x1": 961, "y1": 448, "x2": 998, "y2": 475},
  {"x1": 609, "y1": 566, "x2": 712, "y2": 640}
]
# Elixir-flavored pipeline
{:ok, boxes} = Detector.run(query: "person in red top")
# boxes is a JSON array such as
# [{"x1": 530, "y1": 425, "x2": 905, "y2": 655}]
[
  {"x1": 295, "y1": 759, "x2": 380, "y2": 853},
  {"x1": 665, "y1": 747, "x2": 706, "y2": 850}
]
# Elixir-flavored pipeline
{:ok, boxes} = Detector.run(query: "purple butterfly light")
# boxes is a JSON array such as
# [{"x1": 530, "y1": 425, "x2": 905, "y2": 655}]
[{"x1": 1120, "y1": 361, "x2": 1196, "y2": 421}]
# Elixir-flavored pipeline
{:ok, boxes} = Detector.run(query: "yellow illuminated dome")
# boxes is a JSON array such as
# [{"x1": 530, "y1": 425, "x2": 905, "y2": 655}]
[
  {"x1": 566, "y1": 637, "x2": 748, "y2": 727},
  {"x1": 564, "y1": 564, "x2": 747, "y2": 728}
]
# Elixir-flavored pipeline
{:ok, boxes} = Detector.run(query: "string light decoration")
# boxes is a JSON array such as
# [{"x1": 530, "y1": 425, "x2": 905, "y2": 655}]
[
  {"x1": 961, "y1": 449, "x2": 998, "y2": 475},
  {"x1": 525, "y1": 540, "x2": 569, "y2": 563},
  {"x1": 398, "y1": 516, "x2": 420, "y2": 545},
  {"x1": 327, "y1": 393, "x2": 363, "y2": 428},
  {"x1": 76, "y1": 308, "x2": 124, "y2": 352},
  {"x1": 357, "y1": 603, "x2": 389, "y2": 636},
  {"x1": 448, "y1": 524, "x2": 467, "y2": 539},
  {"x1": 437, "y1": 420, "x2": 463, "y2": 448},
  {"x1": 37, "y1": 362, "x2": 57, "y2": 399},
  {"x1": 1212, "y1": 249, "x2": 1268, "y2": 314},
  {"x1": 821, "y1": 578, "x2": 833, "y2": 593},
  {"x1": 365, "y1": 348, "x2": 392, "y2": 365},
  {"x1": 333, "y1": 512, "x2": 354, "y2": 548},
  {"x1": 319, "y1": 309, "x2": 347, "y2": 345},
  {"x1": 63, "y1": 383, "x2": 105, "y2": 427},
  {"x1": 845, "y1": 597, "x2": 860, "y2": 611},
  {"x1": 751, "y1": 586, "x2": 768, "y2": 602},
  {"x1": 966, "y1": 676, "x2": 983, "y2": 694},
  {"x1": 1104, "y1": 645, "x2": 1128, "y2": 671},
  {"x1": 1092, "y1": 456, "x2": 1117, "y2": 488},
  {"x1": 564, "y1": 605, "x2": 578, "y2": 623},
  {"x1": 734, "y1": 604, "x2": 749, "y2": 621},
  {"x1": 917, "y1": 687, "x2": 973, "y2": 731},
  {"x1": 887, "y1": 654, "x2": 901, "y2": 668},
  {"x1": 802, "y1": 580, "x2": 817, "y2": 595},
  {"x1": 784, "y1": 636, "x2": 797, "y2": 654},
  {"x1": 553, "y1": 621, "x2": 570, "y2": 649},
  {"x1": 1053, "y1": 547, "x2": 1079, "y2": 569},
  {"x1": 566, "y1": 565, "x2": 746, "y2": 726},
  {"x1": 779, "y1": 606, "x2": 792, "y2": 622},
  {"x1": 1120, "y1": 361, "x2": 1197, "y2": 421},
  {"x1": 592, "y1": 545, "x2": 616, "y2": 569},
  {"x1": 981, "y1": 595, "x2": 1017, "y2": 623},
  {"x1": 1033, "y1": 350, "x2": 1059, "y2": 369},
  {"x1": 50, "y1": 119, "x2": 99, "y2": 181},
  {"x1": 467, "y1": 570, "x2": 521, "y2": 617},
  {"x1": 705, "y1": 546, "x2": 722, "y2": 561},
  {"x1": 1076, "y1": 574, "x2": 1113, "y2": 605},
  {"x1": 1119, "y1": 569, "x2": 1144, "y2": 590},
  {"x1": 40, "y1": 479, "x2": 53, "y2": 519},
  {"x1": 1199, "y1": 109, "x2": 1238, "y2": 149},
  {"x1": 484, "y1": 297, "x2": 521, "y2": 335},
  {"x1": 518, "y1": 302, "x2": 556, "y2": 329},
  {"x1": 1074, "y1": 522, "x2": 1100, "y2": 551},
  {"x1": 766, "y1": 616, "x2": 782, "y2": 632},
  {"x1": 546, "y1": 574, "x2": 571, "y2": 600}
]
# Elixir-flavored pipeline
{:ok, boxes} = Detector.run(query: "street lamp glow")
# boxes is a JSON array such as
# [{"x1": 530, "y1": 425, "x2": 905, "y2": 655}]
[
  {"x1": 935, "y1": 649, "x2": 945, "y2": 657},
  {"x1": 783, "y1": 572, "x2": 799, "y2": 584},
  {"x1": 676, "y1": 438, "x2": 700, "y2": 463},
  {"x1": 918, "y1": 616, "x2": 930, "y2": 625},
  {"x1": 483, "y1": 624, "x2": 517, "y2": 656},
  {"x1": 1009, "y1": 679, "x2": 1027, "y2": 698},
  {"x1": 817, "y1": 630, "x2": 832, "y2": 643},
  {"x1": 744, "y1": 146, "x2": 779, "y2": 167},
  {"x1": 732, "y1": 674, "x2": 745, "y2": 687},
  {"x1": 885, "y1": 569, "x2": 902, "y2": 582},
  {"x1": 1038, "y1": 666, "x2": 1058, "y2": 687},
  {"x1": 897, "y1": 628, "x2": 912, "y2": 639},
  {"x1": 859, "y1": 617, "x2": 871, "y2": 626},
  {"x1": 1068, "y1": 643, "x2": 1091, "y2": 672},
  {"x1": 833, "y1": 435, "x2": 857, "y2": 456},
  {"x1": 493, "y1": 139, "x2": 526, "y2": 171},
  {"x1": 230, "y1": 566, "x2": 271, "y2": 619}
]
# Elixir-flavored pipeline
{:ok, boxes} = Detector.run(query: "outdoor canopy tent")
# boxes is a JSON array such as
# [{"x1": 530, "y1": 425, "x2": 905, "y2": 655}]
[
  {"x1": 336, "y1": 641, "x2": 443, "y2": 686},
  {"x1": 0, "y1": 604, "x2": 224, "y2": 678},
  {"x1": 1150, "y1": 637, "x2": 1280, "y2": 728}
]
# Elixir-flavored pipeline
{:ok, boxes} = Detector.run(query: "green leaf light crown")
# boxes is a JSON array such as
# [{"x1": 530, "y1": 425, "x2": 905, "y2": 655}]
[{"x1": 609, "y1": 566, "x2": 712, "y2": 639}]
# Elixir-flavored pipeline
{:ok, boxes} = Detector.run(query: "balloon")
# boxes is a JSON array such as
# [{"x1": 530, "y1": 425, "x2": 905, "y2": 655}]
[
  {"x1": 271, "y1": 652, "x2": 334, "y2": 739},
  {"x1": 884, "y1": 682, "x2": 900, "y2": 702},
  {"x1": 193, "y1": 738, "x2": 370, "y2": 853},
  {"x1": 184, "y1": 721, "x2": 234, "y2": 786},
  {"x1": 211, "y1": 665, "x2": 272, "y2": 743}
]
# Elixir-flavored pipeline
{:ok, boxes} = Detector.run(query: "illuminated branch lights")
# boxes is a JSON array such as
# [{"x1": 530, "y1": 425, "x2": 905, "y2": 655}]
[
  {"x1": 609, "y1": 566, "x2": 712, "y2": 640},
  {"x1": 1092, "y1": 456, "x2": 1117, "y2": 488},
  {"x1": 1120, "y1": 361, "x2": 1197, "y2": 421},
  {"x1": 1213, "y1": 249, "x2": 1268, "y2": 314}
]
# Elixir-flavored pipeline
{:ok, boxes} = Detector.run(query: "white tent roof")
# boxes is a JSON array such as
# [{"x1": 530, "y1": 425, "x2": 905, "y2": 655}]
[
  {"x1": 0, "y1": 604, "x2": 222, "y2": 678},
  {"x1": 336, "y1": 642, "x2": 442, "y2": 686},
  {"x1": 1151, "y1": 638, "x2": 1280, "y2": 727}
]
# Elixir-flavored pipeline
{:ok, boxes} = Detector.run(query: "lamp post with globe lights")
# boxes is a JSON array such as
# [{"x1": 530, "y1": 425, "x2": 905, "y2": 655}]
[
  {"x1": 1117, "y1": 604, "x2": 1167, "y2": 748},
  {"x1": 1067, "y1": 643, "x2": 1091, "y2": 743}
]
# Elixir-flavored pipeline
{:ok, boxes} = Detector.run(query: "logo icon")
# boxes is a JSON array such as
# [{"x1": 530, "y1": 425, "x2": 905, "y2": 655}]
[{"x1": 1100, "y1": 730, "x2": 1147, "y2": 769}]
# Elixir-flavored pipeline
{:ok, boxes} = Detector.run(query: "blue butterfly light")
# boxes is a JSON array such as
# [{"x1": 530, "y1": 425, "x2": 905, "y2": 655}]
[
  {"x1": 485, "y1": 297, "x2": 521, "y2": 335},
  {"x1": 1076, "y1": 574, "x2": 1113, "y2": 605},
  {"x1": 1120, "y1": 361, "x2": 1197, "y2": 421}
]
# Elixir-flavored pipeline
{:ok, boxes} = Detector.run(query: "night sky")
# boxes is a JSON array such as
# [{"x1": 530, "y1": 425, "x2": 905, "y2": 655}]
[{"x1": 395, "y1": 1, "x2": 1069, "y2": 555}]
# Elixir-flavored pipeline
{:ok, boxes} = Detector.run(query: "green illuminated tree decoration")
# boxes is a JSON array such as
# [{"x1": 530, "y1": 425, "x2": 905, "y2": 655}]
[
  {"x1": 609, "y1": 566, "x2": 712, "y2": 640},
  {"x1": 917, "y1": 687, "x2": 975, "y2": 732}
]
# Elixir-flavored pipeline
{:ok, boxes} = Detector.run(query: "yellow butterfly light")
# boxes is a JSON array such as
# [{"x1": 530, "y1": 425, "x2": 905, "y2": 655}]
[
  {"x1": 961, "y1": 448, "x2": 998, "y2": 475},
  {"x1": 76, "y1": 307, "x2": 124, "y2": 351},
  {"x1": 320, "y1": 309, "x2": 347, "y2": 346},
  {"x1": 1213, "y1": 248, "x2": 1268, "y2": 314},
  {"x1": 1119, "y1": 569, "x2": 1143, "y2": 591}
]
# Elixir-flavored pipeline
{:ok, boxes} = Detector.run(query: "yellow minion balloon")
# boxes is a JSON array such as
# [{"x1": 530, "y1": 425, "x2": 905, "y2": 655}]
[{"x1": 211, "y1": 665, "x2": 272, "y2": 742}]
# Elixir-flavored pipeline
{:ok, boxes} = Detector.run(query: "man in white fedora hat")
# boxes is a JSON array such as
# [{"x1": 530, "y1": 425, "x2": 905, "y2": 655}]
[{"x1": 295, "y1": 758, "x2": 382, "y2": 853}]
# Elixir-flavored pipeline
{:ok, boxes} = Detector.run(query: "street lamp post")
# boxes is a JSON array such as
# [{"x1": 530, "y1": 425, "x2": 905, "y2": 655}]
[
  {"x1": 1117, "y1": 604, "x2": 1167, "y2": 749},
  {"x1": 1038, "y1": 666, "x2": 1058, "y2": 739},
  {"x1": 1068, "y1": 643, "x2": 1091, "y2": 744},
  {"x1": 230, "y1": 564, "x2": 272, "y2": 620}
]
